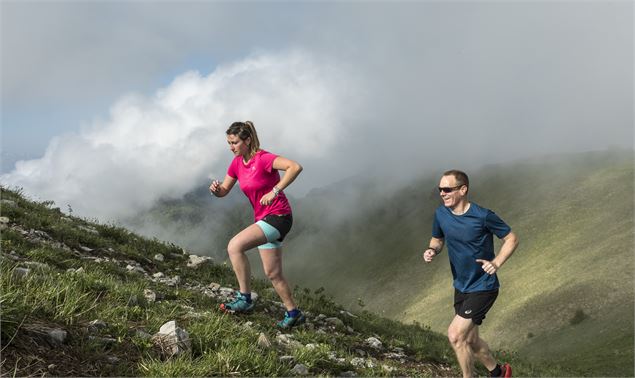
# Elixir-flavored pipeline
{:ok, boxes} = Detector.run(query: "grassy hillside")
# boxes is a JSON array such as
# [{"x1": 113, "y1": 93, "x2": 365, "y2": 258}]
[
  {"x1": 280, "y1": 149, "x2": 634, "y2": 376},
  {"x1": 41, "y1": 149, "x2": 631, "y2": 376},
  {"x1": 2, "y1": 185, "x2": 568, "y2": 376}
]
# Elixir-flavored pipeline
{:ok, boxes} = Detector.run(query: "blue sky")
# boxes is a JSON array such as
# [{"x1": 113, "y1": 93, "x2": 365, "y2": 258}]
[{"x1": 1, "y1": 1, "x2": 632, "y2": 219}]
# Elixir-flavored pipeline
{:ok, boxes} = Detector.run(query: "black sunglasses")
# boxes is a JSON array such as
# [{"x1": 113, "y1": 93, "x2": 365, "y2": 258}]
[{"x1": 438, "y1": 185, "x2": 463, "y2": 193}]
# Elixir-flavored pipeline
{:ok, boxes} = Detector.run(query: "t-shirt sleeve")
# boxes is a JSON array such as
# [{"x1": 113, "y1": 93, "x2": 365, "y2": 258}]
[
  {"x1": 432, "y1": 210, "x2": 444, "y2": 238},
  {"x1": 260, "y1": 151, "x2": 278, "y2": 173},
  {"x1": 227, "y1": 158, "x2": 238, "y2": 178},
  {"x1": 485, "y1": 210, "x2": 511, "y2": 239}
]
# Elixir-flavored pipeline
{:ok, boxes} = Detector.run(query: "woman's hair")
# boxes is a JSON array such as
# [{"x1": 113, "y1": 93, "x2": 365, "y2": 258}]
[{"x1": 226, "y1": 121, "x2": 260, "y2": 157}]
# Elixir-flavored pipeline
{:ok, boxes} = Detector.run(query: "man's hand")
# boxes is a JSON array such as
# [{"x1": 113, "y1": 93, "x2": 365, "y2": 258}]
[
  {"x1": 423, "y1": 248, "x2": 436, "y2": 263},
  {"x1": 476, "y1": 259, "x2": 499, "y2": 275}
]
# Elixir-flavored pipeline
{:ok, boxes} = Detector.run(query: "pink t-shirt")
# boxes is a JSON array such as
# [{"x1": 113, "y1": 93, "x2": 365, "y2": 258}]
[{"x1": 227, "y1": 150, "x2": 292, "y2": 221}]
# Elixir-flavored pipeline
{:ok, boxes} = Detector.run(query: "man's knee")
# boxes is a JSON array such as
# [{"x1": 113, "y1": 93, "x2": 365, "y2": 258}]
[{"x1": 448, "y1": 325, "x2": 469, "y2": 347}]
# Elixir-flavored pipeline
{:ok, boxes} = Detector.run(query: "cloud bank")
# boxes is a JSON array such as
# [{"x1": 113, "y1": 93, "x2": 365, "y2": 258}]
[{"x1": 1, "y1": 50, "x2": 362, "y2": 220}]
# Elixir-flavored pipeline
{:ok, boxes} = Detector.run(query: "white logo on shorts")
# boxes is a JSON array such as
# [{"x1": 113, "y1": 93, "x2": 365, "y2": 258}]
[{"x1": 465, "y1": 309, "x2": 472, "y2": 314}]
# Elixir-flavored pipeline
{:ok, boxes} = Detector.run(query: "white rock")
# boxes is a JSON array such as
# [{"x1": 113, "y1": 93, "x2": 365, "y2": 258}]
[
  {"x1": 382, "y1": 364, "x2": 396, "y2": 373},
  {"x1": 78, "y1": 225, "x2": 99, "y2": 235},
  {"x1": 340, "y1": 310, "x2": 358, "y2": 318},
  {"x1": 144, "y1": 289, "x2": 157, "y2": 303},
  {"x1": 154, "y1": 254, "x2": 164, "y2": 262},
  {"x1": 152, "y1": 321, "x2": 191, "y2": 357},
  {"x1": 366, "y1": 336, "x2": 383, "y2": 349},
  {"x1": 279, "y1": 355, "x2": 295, "y2": 363},
  {"x1": 187, "y1": 254, "x2": 213, "y2": 268},
  {"x1": 350, "y1": 357, "x2": 365, "y2": 368},
  {"x1": 257, "y1": 333, "x2": 272, "y2": 348},
  {"x1": 24, "y1": 261, "x2": 49, "y2": 270},
  {"x1": 48, "y1": 329, "x2": 68, "y2": 345},
  {"x1": 291, "y1": 363, "x2": 309, "y2": 376},
  {"x1": 325, "y1": 317, "x2": 344, "y2": 327}
]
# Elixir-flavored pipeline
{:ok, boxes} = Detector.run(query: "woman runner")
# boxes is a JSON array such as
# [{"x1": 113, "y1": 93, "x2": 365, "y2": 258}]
[{"x1": 210, "y1": 121, "x2": 305, "y2": 328}]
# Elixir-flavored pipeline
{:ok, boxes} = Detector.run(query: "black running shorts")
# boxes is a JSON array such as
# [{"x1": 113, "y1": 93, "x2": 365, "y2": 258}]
[
  {"x1": 261, "y1": 213, "x2": 293, "y2": 242},
  {"x1": 454, "y1": 289, "x2": 499, "y2": 325}
]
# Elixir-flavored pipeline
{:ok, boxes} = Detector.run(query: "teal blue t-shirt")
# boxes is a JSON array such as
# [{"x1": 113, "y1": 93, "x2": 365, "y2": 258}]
[{"x1": 432, "y1": 203, "x2": 511, "y2": 293}]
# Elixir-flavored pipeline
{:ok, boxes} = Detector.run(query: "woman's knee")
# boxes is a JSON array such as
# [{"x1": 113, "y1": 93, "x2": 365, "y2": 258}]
[
  {"x1": 227, "y1": 238, "x2": 245, "y2": 256},
  {"x1": 265, "y1": 267, "x2": 284, "y2": 282}
]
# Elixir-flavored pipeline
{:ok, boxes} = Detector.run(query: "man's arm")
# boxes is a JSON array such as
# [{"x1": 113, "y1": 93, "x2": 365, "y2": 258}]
[
  {"x1": 423, "y1": 237, "x2": 444, "y2": 263},
  {"x1": 476, "y1": 231, "x2": 519, "y2": 274}
]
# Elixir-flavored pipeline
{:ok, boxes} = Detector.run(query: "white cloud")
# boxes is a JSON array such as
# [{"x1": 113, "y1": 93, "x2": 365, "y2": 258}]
[{"x1": 1, "y1": 49, "x2": 363, "y2": 220}]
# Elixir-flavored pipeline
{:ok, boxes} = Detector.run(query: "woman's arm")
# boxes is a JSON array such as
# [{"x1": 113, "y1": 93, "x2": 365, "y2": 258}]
[
  {"x1": 272, "y1": 156, "x2": 303, "y2": 191},
  {"x1": 259, "y1": 156, "x2": 303, "y2": 205},
  {"x1": 210, "y1": 175, "x2": 237, "y2": 197}
]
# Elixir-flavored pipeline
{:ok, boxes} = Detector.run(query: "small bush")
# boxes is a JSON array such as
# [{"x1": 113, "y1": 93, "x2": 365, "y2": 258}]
[{"x1": 570, "y1": 309, "x2": 588, "y2": 325}]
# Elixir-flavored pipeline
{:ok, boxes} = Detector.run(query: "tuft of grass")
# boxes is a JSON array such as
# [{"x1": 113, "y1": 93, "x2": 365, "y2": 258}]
[{"x1": 569, "y1": 309, "x2": 588, "y2": 326}]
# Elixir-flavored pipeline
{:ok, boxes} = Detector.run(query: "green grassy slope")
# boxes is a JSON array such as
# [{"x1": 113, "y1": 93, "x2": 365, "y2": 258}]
[
  {"x1": 0, "y1": 186, "x2": 463, "y2": 377},
  {"x1": 280, "y1": 149, "x2": 634, "y2": 376},
  {"x1": 61, "y1": 149, "x2": 631, "y2": 376}
]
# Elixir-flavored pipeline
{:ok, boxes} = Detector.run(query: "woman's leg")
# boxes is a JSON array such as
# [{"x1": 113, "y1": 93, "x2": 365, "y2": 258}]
[
  {"x1": 227, "y1": 224, "x2": 268, "y2": 293},
  {"x1": 259, "y1": 247, "x2": 297, "y2": 311}
]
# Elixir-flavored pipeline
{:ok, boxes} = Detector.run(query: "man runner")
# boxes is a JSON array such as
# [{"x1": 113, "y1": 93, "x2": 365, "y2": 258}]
[{"x1": 423, "y1": 170, "x2": 519, "y2": 378}]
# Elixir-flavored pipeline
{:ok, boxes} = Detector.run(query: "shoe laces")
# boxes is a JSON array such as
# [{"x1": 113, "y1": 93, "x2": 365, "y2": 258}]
[{"x1": 230, "y1": 294, "x2": 247, "y2": 306}]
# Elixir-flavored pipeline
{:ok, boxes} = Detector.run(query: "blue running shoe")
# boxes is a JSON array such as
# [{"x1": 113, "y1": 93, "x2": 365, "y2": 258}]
[
  {"x1": 220, "y1": 292, "x2": 255, "y2": 313},
  {"x1": 277, "y1": 310, "x2": 306, "y2": 329}
]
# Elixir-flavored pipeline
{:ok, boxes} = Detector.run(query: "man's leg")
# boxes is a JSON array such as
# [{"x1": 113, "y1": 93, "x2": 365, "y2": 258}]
[
  {"x1": 448, "y1": 315, "x2": 477, "y2": 378},
  {"x1": 466, "y1": 325, "x2": 497, "y2": 371}
]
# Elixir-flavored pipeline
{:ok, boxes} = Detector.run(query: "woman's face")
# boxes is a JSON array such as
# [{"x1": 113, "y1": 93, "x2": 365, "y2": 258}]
[{"x1": 227, "y1": 134, "x2": 250, "y2": 157}]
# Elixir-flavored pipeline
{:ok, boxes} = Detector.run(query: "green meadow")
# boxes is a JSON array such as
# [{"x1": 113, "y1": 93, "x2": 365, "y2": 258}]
[{"x1": 4, "y1": 149, "x2": 630, "y2": 376}]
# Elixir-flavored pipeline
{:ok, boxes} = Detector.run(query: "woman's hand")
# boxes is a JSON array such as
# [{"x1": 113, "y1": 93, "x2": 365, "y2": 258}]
[
  {"x1": 259, "y1": 190, "x2": 276, "y2": 206},
  {"x1": 209, "y1": 180, "x2": 221, "y2": 195}
]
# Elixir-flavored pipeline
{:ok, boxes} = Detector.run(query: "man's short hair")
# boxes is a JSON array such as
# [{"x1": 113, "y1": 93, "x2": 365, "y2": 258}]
[{"x1": 443, "y1": 170, "x2": 469, "y2": 191}]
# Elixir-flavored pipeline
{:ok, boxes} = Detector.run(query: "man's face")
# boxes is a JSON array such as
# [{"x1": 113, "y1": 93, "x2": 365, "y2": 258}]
[{"x1": 439, "y1": 175, "x2": 467, "y2": 208}]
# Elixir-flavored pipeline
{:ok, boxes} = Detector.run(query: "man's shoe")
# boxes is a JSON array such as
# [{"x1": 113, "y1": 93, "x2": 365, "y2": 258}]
[
  {"x1": 276, "y1": 311, "x2": 306, "y2": 329},
  {"x1": 220, "y1": 292, "x2": 255, "y2": 313},
  {"x1": 501, "y1": 363, "x2": 512, "y2": 378},
  {"x1": 490, "y1": 363, "x2": 512, "y2": 377}
]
